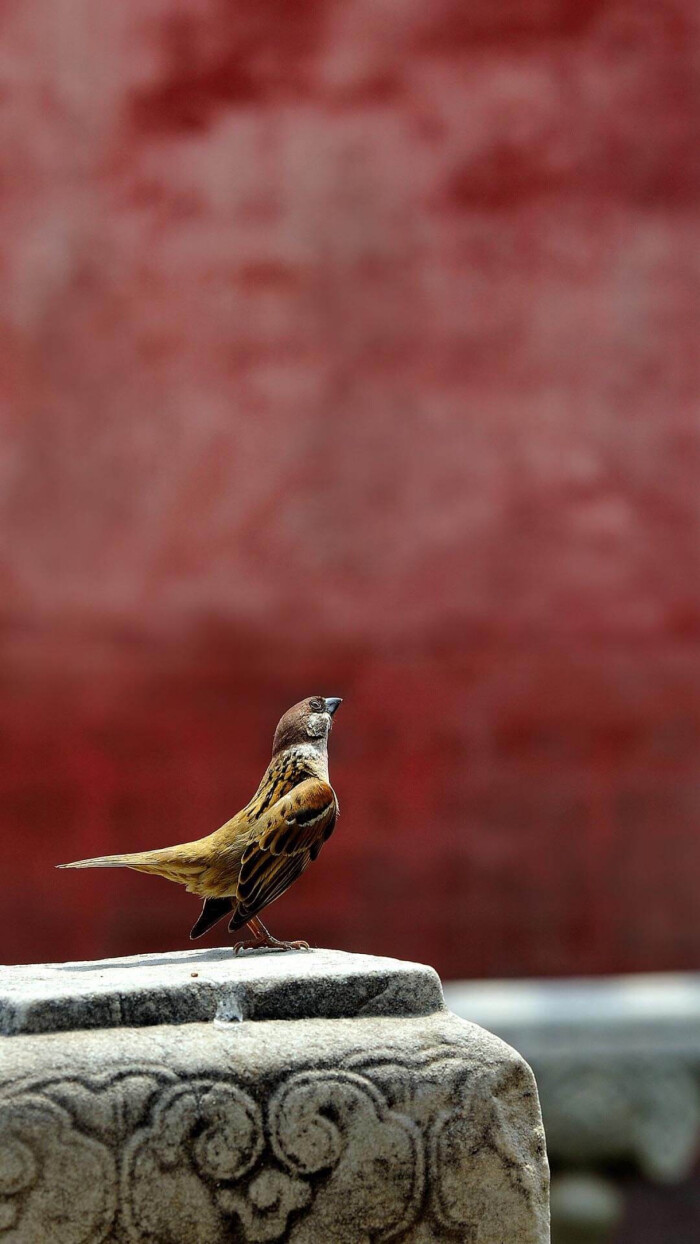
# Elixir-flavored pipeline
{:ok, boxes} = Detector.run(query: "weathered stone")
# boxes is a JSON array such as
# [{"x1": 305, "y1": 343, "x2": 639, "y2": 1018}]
[
  {"x1": 0, "y1": 948, "x2": 550, "y2": 1243},
  {"x1": 0, "y1": 947, "x2": 444, "y2": 1036}
]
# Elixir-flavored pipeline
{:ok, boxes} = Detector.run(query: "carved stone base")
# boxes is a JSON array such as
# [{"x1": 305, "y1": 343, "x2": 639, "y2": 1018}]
[{"x1": 0, "y1": 948, "x2": 550, "y2": 1242}]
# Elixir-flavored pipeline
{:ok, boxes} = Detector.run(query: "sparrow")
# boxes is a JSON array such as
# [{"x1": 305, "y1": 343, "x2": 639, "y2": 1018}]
[{"x1": 58, "y1": 696, "x2": 342, "y2": 952}]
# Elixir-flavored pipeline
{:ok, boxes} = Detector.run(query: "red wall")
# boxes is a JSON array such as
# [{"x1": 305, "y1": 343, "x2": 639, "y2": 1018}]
[{"x1": 1, "y1": 0, "x2": 699, "y2": 976}]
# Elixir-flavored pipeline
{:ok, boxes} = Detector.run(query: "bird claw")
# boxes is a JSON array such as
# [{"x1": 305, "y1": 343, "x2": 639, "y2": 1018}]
[
  {"x1": 232, "y1": 935, "x2": 310, "y2": 955},
  {"x1": 232, "y1": 938, "x2": 258, "y2": 955}
]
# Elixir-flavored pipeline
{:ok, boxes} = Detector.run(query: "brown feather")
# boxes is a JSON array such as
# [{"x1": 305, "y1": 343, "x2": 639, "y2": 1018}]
[{"x1": 227, "y1": 779, "x2": 336, "y2": 929}]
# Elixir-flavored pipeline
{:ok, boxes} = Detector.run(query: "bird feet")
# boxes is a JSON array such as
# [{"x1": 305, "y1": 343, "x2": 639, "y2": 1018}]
[
  {"x1": 233, "y1": 917, "x2": 310, "y2": 954},
  {"x1": 232, "y1": 935, "x2": 309, "y2": 954}
]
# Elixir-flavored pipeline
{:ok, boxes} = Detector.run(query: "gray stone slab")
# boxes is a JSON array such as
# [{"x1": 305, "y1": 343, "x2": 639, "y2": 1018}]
[
  {"x1": 0, "y1": 947, "x2": 444, "y2": 1035},
  {"x1": 0, "y1": 950, "x2": 550, "y2": 1242}
]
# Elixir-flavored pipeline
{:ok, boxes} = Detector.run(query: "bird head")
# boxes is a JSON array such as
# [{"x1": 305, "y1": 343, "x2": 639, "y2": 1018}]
[{"x1": 272, "y1": 696, "x2": 342, "y2": 756}]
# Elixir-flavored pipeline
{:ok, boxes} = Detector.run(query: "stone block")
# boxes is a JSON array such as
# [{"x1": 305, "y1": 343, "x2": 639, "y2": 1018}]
[{"x1": 0, "y1": 948, "x2": 549, "y2": 1242}]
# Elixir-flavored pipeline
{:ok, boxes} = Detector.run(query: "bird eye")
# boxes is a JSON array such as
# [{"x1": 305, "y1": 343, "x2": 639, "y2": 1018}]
[{"x1": 309, "y1": 697, "x2": 324, "y2": 712}]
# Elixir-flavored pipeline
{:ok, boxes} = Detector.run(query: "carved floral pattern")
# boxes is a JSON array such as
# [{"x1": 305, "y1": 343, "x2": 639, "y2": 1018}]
[
  {"x1": 122, "y1": 1069, "x2": 422, "y2": 1243},
  {"x1": 269, "y1": 1070, "x2": 424, "y2": 1242},
  {"x1": 431, "y1": 1060, "x2": 548, "y2": 1242},
  {"x1": 0, "y1": 1094, "x2": 116, "y2": 1243},
  {"x1": 0, "y1": 1047, "x2": 547, "y2": 1243},
  {"x1": 346, "y1": 1043, "x2": 549, "y2": 1243}
]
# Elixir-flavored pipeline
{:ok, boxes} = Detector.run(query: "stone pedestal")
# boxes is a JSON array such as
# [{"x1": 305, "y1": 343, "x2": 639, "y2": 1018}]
[{"x1": 0, "y1": 948, "x2": 549, "y2": 1243}]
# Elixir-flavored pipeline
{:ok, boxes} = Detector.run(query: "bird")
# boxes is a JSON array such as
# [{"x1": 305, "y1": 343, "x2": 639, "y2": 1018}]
[{"x1": 58, "y1": 696, "x2": 342, "y2": 952}]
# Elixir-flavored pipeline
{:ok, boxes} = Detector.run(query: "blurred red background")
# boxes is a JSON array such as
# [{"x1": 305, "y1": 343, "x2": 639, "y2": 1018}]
[{"x1": 1, "y1": 0, "x2": 699, "y2": 977}]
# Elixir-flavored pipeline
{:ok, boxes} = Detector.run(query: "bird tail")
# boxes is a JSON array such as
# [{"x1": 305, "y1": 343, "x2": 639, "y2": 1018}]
[{"x1": 57, "y1": 848, "x2": 184, "y2": 880}]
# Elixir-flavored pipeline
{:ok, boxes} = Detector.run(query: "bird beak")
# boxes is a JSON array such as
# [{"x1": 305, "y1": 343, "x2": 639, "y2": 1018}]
[{"x1": 324, "y1": 697, "x2": 342, "y2": 716}]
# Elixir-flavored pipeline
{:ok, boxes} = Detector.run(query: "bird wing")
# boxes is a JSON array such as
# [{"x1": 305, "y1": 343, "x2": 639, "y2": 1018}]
[{"x1": 230, "y1": 778, "x2": 337, "y2": 929}]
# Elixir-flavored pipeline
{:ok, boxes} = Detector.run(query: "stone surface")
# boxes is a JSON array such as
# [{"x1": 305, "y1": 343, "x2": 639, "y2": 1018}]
[
  {"x1": 0, "y1": 948, "x2": 550, "y2": 1243},
  {"x1": 0, "y1": 947, "x2": 444, "y2": 1035}
]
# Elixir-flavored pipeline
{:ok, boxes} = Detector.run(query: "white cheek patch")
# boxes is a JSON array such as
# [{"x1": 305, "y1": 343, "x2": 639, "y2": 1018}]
[{"x1": 306, "y1": 713, "x2": 328, "y2": 739}]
